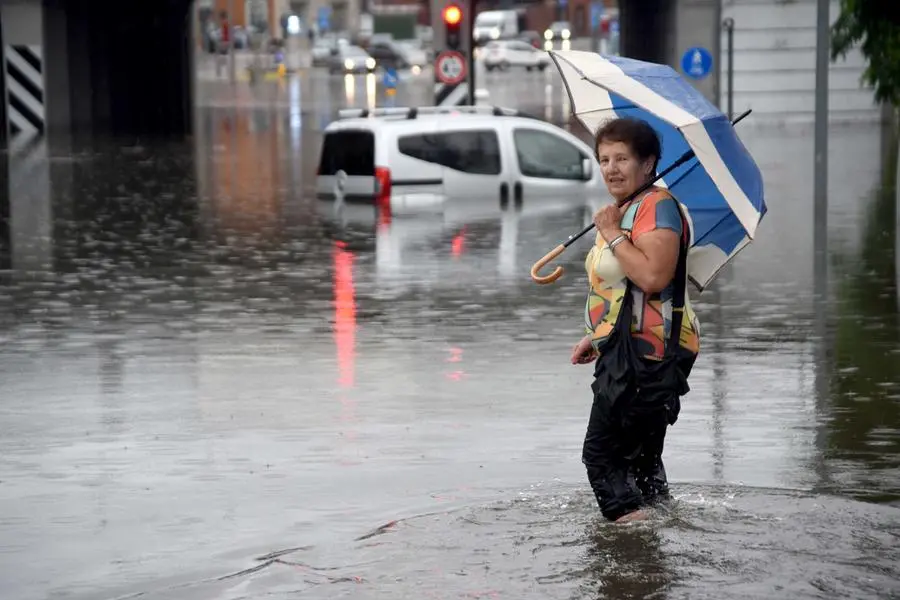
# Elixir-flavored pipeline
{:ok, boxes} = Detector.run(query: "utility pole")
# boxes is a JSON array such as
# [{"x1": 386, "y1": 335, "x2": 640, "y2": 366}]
[
  {"x1": 813, "y1": 0, "x2": 829, "y2": 297},
  {"x1": 468, "y1": 0, "x2": 476, "y2": 105}
]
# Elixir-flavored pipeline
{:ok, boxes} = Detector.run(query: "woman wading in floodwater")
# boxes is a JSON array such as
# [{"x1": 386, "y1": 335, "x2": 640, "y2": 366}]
[{"x1": 570, "y1": 117, "x2": 701, "y2": 523}]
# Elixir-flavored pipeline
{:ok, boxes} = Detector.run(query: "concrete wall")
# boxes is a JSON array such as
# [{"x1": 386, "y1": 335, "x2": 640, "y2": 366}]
[
  {"x1": 720, "y1": 0, "x2": 881, "y2": 124},
  {"x1": 619, "y1": 0, "x2": 677, "y2": 66},
  {"x1": 65, "y1": 0, "x2": 194, "y2": 137},
  {"x1": 43, "y1": 0, "x2": 69, "y2": 140},
  {"x1": 673, "y1": 0, "x2": 720, "y2": 105},
  {"x1": 0, "y1": 0, "x2": 42, "y2": 42},
  {"x1": 615, "y1": 0, "x2": 882, "y2": 124}
]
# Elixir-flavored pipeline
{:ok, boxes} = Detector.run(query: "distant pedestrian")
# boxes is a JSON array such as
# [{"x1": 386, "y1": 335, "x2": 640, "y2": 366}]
[{"x1": 216, "y1": 12, "x2": 231, "y2": 77}]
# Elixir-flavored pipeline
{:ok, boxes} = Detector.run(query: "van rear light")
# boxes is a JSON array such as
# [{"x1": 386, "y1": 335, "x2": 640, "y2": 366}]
[{"x1": 375, "y1": 166, "x2": 392, "y2": 225}]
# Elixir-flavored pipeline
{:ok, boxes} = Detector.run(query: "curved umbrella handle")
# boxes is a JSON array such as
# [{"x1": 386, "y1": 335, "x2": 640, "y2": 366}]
[{"x1": 530, "y1": 244, "x2": 566, "y2": 284}]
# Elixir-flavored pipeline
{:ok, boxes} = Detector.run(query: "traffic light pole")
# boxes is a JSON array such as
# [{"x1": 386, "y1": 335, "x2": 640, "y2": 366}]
[
  {"x1": 468, "y1": 0, "x2": 476, "y2": 105},
  {"x1": 431, "y1": 0, "x2": 473, "y2": 106}
]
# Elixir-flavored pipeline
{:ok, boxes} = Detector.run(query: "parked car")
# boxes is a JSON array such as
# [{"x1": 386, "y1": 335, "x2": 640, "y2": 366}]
[
  {"x1": 483, "y1": 40, "x2": 550, "y2": 72},
  {"x1": 312, "y1": 34, "x2": 349, "y2": 67},
  {"x1": 327, "y1": 44, "x2": 376, "y2": 74},
  {"x1": 367, "y1": 38, "x2": 427, "y2": 71},
  {"x1": 544, "y1": 20, "x2": 572, "y2": 41},
  {"x1": 315, "y1": 105, "x2": 603, "y2": 226},
  {"x1": 395, "y1": 40, "x2": 428, "y2": 70}
]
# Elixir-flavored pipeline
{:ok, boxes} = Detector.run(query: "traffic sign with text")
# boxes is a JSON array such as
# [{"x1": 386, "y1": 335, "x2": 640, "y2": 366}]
[{"x1": 435, "y1": 50, "x2": 467, "y2": 85}]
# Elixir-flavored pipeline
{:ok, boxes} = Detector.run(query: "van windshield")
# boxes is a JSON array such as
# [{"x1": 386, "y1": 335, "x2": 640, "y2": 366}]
[{"x1": 318, "y1": 130, "x2": 375, "y2": 176}]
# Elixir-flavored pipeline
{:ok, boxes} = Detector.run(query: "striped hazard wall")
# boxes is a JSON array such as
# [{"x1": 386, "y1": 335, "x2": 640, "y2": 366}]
[
  {"x1": 434, "y1": 81, "x2": 469, "y2": 107},
  {"x1": 3, "y1": 44, "x2": 45, "y2": 138}
]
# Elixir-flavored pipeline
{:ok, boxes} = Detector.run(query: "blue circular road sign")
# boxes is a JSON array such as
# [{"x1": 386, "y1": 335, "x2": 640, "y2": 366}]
[
  {"x1": 383, "y1": 67, "x2": 398, "y2": 89},
  {"x1": 681, "y1": 46, "x2": 713, "y2": 79}
]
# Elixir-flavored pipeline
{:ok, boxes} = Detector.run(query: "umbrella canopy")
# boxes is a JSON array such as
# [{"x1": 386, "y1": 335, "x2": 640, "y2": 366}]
[{"x1": 549, "y1": 50, "x2": 766, "y2": 290}]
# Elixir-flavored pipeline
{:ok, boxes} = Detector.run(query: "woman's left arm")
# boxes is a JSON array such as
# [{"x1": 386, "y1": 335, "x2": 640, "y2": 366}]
[
  {"x1": 596, "y1": 196, "x2": 682, "y2": 293},
  {"x1": 607, "y1": 229, "x2": 679, "y2": 293}
]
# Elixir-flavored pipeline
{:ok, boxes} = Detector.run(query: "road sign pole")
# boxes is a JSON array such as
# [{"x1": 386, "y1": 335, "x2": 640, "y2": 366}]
[{"x1": 722, "y1": 18, "x2": 734, "y2": 121}]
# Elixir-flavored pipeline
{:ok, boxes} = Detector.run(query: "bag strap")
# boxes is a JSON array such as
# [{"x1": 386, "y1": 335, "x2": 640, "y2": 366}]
[{"x1": 665, "y1": 199, "x2": 690, "y2": 357}]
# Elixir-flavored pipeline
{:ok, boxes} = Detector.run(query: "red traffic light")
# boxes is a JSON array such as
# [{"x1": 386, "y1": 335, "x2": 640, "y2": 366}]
[{"x1": 442, "y1": 4, "x2": 462, "y2": 26}]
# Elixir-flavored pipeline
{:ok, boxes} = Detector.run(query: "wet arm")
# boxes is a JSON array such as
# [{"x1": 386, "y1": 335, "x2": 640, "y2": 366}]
[{"x1": 598, "y1": 228, "x2": 680, "y2": 294}]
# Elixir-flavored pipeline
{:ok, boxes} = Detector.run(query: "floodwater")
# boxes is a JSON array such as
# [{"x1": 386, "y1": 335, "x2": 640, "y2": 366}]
[{"x1": 0, "y1": 69, "x2": 898, "y2": 600}]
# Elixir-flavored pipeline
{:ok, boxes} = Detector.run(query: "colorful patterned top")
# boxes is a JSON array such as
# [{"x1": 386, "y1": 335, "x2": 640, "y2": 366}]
[{"x1": 584, "y1": 188, "x2": 701, "y2": 361}]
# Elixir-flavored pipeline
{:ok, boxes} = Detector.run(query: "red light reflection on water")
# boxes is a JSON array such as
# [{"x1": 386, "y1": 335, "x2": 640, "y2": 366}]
[
  {"x1": 333, "y1": 241, "x2": 357, "y2": 389},
  {"x1": 445, "y1": 346, "x2": 466, "y2": 381},
  {"x1": 451, "y1": 228, "x2": 465, "y2": 257},
  {"x1": 332, "y1": 241, "x2": 359, "y2": 449}
]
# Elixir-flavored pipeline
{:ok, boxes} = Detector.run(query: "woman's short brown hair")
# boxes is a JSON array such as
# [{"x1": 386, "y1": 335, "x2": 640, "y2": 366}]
[{"x1": 594, "y1": 118, "x2": 662, "y2": 174}]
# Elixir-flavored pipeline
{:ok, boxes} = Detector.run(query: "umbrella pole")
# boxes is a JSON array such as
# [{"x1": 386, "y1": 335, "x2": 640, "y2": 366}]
[{"x1": 529, "y1": 109, "x2": 753, "y2": 285}]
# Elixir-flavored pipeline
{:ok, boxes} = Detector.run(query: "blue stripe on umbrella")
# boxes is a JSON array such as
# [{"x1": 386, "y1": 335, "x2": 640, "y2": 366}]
[
  {"x1": 606, "y1": 90, "x2": 745, "y2": 256},
  {"x1": 603, "y1": 54, "x2": 723, "y2": 120},
  {"x1": 602, "y1": 54, "x2": 766, "y2": 225},
  {"x1": 701, "y1": 118, "x2": 767, "y2": 219}
]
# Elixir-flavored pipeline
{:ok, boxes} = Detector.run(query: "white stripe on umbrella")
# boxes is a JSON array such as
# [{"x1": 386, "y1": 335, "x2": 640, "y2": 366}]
[
  {"x1": 550, "y1": 50, "x2": 760, "y2": 239},
  {"x1": 551, "y1": 52, "x2": 669, "y2": 190},
  {"x1": 689, "y1": 235, "x2": 751, "y2": 288}
]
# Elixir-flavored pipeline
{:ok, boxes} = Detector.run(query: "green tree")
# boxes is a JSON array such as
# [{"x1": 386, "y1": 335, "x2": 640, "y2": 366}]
[{"x1": 830, "y1": 0, "x2": 900, "y2": 106}]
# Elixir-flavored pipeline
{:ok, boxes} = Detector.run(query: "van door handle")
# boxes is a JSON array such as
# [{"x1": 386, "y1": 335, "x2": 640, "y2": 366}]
[
  {"x1": 500, "y1": 182, "x2": 509, "y2": 209},
  {"x1": 513, "y1": 182, "x2": 523, "y2": 209}
]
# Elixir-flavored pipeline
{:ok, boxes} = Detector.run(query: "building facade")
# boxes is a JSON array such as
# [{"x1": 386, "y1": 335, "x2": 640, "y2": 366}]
[{"x1": 198, "y1": 0, "x2": 364, "y2": 39}]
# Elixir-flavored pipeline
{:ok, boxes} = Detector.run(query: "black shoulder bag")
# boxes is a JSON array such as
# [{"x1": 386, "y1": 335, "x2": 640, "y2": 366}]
[{"x1": 591, "y1": 203, "x2": 694, "y2": 429}]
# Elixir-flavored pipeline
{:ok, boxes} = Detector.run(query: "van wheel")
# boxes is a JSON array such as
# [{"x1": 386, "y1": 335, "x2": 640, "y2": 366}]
[
  {"x1": 538, "y1": 64, "x2": 548, "y2": 72},
  {"x1": 499, "y1": 61, "x2": 510, "y2": 71},
  {"x1": 526, "y1": 66, "x2": 533, "y2": 72}
]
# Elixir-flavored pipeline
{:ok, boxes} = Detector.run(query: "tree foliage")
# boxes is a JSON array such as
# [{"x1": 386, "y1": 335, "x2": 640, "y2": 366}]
[{"x1": 830, "y1": 0, "x2": 900, "y2": 106}]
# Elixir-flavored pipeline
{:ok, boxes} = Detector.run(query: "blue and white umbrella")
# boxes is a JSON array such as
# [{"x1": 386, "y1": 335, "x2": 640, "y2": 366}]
[{"x1": 548, "y1": 50, "x2": 767, "y2": 291}]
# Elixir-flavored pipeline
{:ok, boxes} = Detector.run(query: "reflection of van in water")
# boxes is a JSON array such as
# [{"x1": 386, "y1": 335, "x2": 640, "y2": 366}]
[{"x1": 473, "y1": 9, "x2": 525, "y2": 45}]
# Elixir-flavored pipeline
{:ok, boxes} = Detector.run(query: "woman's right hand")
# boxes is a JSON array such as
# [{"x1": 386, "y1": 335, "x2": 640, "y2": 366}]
[{"x1": 571, "y1": 335, "x2": 597, "y2": 365}]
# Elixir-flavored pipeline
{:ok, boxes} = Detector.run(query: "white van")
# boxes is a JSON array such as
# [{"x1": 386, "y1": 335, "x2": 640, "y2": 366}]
[
  {"x1": 473, "y1": 10, "x2": 522, "y2": 45},
  {"x1": 315, "y1": 105, "x2": 604, "y2": 226}
]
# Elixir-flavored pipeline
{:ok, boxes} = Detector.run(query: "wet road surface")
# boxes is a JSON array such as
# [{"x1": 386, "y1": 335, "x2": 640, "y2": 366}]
[{"x1": 1, "y1": 68, "x2": 899, "y2": 600}]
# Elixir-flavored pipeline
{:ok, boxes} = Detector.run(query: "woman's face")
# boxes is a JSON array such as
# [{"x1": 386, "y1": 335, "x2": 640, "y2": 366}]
[{"x1": 596, "y1": 140, "x2": 655, "y2": 202}]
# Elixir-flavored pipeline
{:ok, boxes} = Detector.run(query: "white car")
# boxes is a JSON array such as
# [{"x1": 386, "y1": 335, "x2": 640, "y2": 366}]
[
  {"x1": 544, "y1": 21, "x2": 572, "y2": 41},
  {"x1": 328, "y1": 44, "x2": 376, "y2": 74},
  {"x1": 483, "y1": 40, "x2": 550, "y2": 72},
  {"x1": 315, "y1": 105, "x2": 604, "y2": 226}
]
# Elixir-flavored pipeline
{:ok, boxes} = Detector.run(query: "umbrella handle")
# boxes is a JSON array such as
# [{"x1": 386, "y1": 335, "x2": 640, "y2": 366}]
[{"x1": 530, "y1": 244, "x2": 566, "y2": 284}]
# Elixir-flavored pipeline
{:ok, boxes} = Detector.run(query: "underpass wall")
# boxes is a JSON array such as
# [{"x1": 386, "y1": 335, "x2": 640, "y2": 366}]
[{"x1": 720, "y1": 0, "x2": 882, "y2": 125}]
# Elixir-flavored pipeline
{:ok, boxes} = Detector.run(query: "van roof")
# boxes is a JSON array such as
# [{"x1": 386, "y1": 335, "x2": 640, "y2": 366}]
[{"x1": 325, "y1": 105, "x2": 540, "y2": 132}]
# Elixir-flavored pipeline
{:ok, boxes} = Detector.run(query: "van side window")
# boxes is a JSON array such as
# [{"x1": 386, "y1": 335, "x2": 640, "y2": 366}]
[
  {"x1": 398, "y1": 130, "x2": 501, "y2": 175},
  {"x1": 513, "y1": 129, "x2": 586, "y2": 180}
]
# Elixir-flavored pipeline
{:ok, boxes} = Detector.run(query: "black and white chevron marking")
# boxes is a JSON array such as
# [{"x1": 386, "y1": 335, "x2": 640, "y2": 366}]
[
  {"x1": 434, "y1": 82, "x2": 468, "y2": 107},
  {"x1": 3, "y1": 44, "x2": 45, "y2": 137}
]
